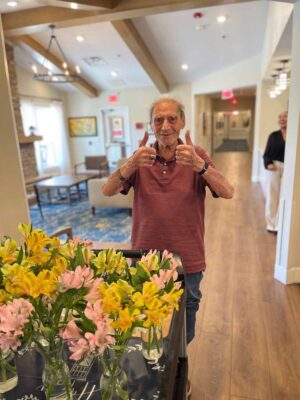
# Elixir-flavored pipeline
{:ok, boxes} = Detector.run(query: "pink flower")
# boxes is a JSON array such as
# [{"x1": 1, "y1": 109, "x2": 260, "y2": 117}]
[
  {"x1": 59, "y1": 266, "x2": 94, "y2": 292},
  {"x1": 61, "y1": 320, "x2": 83, "y2": 341},
  {"x1": 0, "y1": 332, "x2": 21, "y2": 352},
  {"x1": 162, "y1": 250, "x2": 180, "y2": 272},
  {"x1": 85, "y1": 278, "x2": 103, "y2": 302},
  {"x1": 71, "y1": 237, "x2": 93, "y2": 248},
  {"x1": 68, "y1": 338, "x2": 91, "y2": 361},
  {"x1": 84, "y1": 300, "x2": 106, "y2": 327},
  {"x1": 0, "y1": 298, "x2": 33, "y2": 352},
  {"x1": 85, "y1": 323, "x2": 115, "y2": 355}
]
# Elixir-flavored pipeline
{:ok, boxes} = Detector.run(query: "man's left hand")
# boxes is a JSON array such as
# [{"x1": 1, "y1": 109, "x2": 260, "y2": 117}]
[{"x1": 175, "y1": 131, "x2": 205, "y2": 172}]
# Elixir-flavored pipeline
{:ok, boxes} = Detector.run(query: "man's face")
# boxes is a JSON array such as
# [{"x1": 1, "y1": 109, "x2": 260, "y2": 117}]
[
  {"x1": 151, "y1": 100, "x2": 185, "y2": 149},
  {"x1": 278, "y1": 112, "x2": 288, "y2": 130}
]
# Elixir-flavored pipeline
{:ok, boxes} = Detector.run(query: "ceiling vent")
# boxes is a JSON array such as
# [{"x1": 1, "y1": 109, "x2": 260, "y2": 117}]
[
  {"x1": 108, "y1": 79, "x2": 127, "y2": 87},
  {"x1": 83, "y1": 56, "x2": 107, "y2": 67}
]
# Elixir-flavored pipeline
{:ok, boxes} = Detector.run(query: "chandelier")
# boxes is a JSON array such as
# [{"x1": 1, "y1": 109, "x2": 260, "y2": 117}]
[
  {"x1": 32, "y1": 24, "x2": 81, "y2": 83},
  {"x1": 269, "y1": 59, "x2": 290, "y2": 99}
]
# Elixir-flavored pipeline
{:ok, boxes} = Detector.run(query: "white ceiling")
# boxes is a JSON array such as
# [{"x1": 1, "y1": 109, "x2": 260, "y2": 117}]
[{"x1": 2, "y1": 0, "x2": 293, "y2": 94}]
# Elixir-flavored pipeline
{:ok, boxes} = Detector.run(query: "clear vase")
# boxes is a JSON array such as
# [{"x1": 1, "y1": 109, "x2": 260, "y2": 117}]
[
  {"x1": 37, "y1": 339, "x2": 73, "y2": 400},
  {"x1": 99, "y1": 347, "x2": 128, "y2": 400},
  {"x1": 0, "y1": 350, "x2": 18, "y2": 394},
  {"x1": 141, "y1": 325, "x2": 163, "y2": 361}
]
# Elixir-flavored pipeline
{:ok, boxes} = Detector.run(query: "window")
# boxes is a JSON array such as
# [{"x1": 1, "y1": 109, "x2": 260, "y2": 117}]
[{"x1": 20, "y1": 97, "x2": 70, "y2": 174}]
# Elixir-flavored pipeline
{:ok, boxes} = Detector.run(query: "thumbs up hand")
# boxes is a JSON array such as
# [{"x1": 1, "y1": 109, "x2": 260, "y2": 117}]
[
  {"x1": 131, "y1": 131, "x2": 157, "y2": 168},
  {"x1": 175, "y1": 130, "x2": 206, "y2": 172}
]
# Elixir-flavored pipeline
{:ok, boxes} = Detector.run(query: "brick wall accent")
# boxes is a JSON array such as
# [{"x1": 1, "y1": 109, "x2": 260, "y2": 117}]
[{"x1": 5, "y1": 42, "x2": 38, "y2": 180}]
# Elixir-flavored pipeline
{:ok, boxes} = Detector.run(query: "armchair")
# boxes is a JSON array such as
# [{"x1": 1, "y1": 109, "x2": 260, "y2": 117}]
[
  {"x1": 74, "y1": 156, "x2": 110, "y2": 178},
  {"x1": 88, "y1": 178, "x2": 133, "y2": 215}
]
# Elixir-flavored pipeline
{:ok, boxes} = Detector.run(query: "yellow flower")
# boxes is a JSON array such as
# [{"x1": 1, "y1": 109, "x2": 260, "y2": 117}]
[
  {"x1": 93, "y1": 249, "x2": 127, "y2": 275},
  {"x1": 3, "y1": 264, "x2": 38, "y2": 297},
  {"x1": 100, "y1": 280, "x2": 134, "y2": 314},
  {"x1": 160, "y1": 288, "x2": 184, "y2": 311},
  {"x1": 0, "y1": 238, "x2": 19, "y2": 263},
  {"x1": 111, "y1": 307, "x2": 140, "y2": 332},
  {"x1": 35, "y1": 270, "x2": 58, "y2": 297},
  {"x1": 50, "y1": 255, "x2": 68, "y2": 276},
  {"x1": 144, "y1": 306, "x2": 168, "y2": 328}
]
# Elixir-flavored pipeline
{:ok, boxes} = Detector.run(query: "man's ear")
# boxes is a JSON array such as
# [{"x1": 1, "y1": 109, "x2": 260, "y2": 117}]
[{"x1": 179, "y1": 115, "x2": 185, "y2": 129}]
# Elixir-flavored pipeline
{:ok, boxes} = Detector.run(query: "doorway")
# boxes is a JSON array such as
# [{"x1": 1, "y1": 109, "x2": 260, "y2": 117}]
[
  {"x1": 213, "y1": 110, "x2": 251, "y2": 152},
  {"x1": 100, "y1": 107, "x2": 131, "y2": 168}
]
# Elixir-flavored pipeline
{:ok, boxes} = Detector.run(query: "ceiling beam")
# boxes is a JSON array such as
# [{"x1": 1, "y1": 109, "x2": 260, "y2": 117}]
[
  {"x1": 3, "y1": 0, "x2": 255, "y2": 36},
  {"x1": 56, "y1": 0, "x2": 118, "y2": 8},
  {"x1": 112, "y1": 19, "x2": 169, "y2": 93},
  {"x1": 9, "y1": 35, "x2": 99, "y2": 97}
]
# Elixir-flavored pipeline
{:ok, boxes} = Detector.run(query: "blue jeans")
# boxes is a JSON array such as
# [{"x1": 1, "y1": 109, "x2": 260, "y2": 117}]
[{"x1": 185, "y1": 272, "x2": 203, "y2": 344}]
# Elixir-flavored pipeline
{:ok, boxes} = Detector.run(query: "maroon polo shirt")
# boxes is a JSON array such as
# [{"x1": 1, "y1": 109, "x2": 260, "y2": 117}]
[{"x1": 122, "y1": 140, "x2": 217, "y2": 273}]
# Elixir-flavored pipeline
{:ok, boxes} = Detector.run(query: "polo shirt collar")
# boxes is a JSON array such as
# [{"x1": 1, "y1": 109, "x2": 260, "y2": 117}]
[{"x1": 153, "y1": 138, "x2": 183, "y2": 163}]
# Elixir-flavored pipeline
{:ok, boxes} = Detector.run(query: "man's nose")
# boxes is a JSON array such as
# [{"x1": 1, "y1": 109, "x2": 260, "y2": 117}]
[{"x1": 161, "y1": 118, "x2": 171, "y2": 129}]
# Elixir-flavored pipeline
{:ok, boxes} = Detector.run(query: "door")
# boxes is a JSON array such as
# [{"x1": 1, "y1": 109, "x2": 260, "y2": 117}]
[{"x1": 100, "y1": 107, "x2": 131, "y2": 168}]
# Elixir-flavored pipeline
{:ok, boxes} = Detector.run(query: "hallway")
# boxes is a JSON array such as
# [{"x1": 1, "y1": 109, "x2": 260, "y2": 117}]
[{"x1": 188, "y1": 152, "x2": 300, "y2": 400}]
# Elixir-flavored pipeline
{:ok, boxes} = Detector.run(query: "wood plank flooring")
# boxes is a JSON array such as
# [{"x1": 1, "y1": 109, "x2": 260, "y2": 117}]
[{"x1": 187, "y1": 152, "x2": 300, "y2": 400}]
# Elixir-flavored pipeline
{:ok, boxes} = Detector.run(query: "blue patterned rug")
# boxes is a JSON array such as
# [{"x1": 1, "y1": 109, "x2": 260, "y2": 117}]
[{"x1": 30, "y1": 196, "x2": 132, "y2": 243}]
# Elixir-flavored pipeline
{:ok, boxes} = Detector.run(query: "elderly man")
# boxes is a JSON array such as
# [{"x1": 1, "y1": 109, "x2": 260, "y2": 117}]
[
  {"x1": 103, "y1": 97, "x2": 234, "y2": 397},
  {"x1": 263, "y1": 111, "x2": 287, "y2": 234},
  {"x1": 103, "y1": 97, "x2": 233, "y2": 357}
]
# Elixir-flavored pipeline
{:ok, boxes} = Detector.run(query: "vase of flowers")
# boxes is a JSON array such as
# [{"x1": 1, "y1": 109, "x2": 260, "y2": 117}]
[
  {"x1": 141, "y1": 325, "x2": 163, "y2": 361},
  {"x1": 35, "y1": 338, "x2": 72, "y2": 400},
  {"x1": 0, "y1": 350, "x2": 18, "y2": 394},
  {"x1": 99, "y1": 347, "x2": 128, "y2": 400}
]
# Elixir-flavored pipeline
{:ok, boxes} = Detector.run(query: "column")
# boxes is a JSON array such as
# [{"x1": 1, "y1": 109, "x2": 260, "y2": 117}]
[
  {"x1": 274, "y1": 1, "x2": 300, "y2": 284},
  {"x1": 0, "y1": 16, "x2": 29, "y2": 241}
]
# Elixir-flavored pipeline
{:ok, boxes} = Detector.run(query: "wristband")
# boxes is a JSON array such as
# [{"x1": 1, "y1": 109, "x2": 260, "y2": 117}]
[
  {"x1": 115, "y1": 168, "x2": 127, "y2": 183},
  {"x1": 198, "y1": 161, "x2": 209, "y2": 176}
]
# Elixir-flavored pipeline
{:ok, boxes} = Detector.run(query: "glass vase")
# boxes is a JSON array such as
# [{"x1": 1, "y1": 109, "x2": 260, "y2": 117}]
[
  {"x1": 0, "y1": 350, "x2": 18, "y2": 394},
  {"x1": 99, "y1": 347, "x2": 128, "y2": 400},
  {"x1": 141, "y1": 325, "x2": 163, "y2": 361},
  {"x1": 37, "y1": 339, "x2": 73, "y2": 400}
]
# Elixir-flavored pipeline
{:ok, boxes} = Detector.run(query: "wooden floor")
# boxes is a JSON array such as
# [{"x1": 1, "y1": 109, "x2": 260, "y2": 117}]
[{"x1": 187, "y1": 152, "x2": 300, "y2": 400}]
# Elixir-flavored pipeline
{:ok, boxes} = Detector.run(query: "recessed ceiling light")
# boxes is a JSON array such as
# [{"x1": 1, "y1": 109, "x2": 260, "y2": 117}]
[
  {"x1": 76, "y1": 35, "x2": 85, "y2": 42},
  {"x1": 70, "y1": 2, "x2": 78, "y2": 9},
  {"x1": 7, "y1": 1, "x2": 18, "y2": 7},
  {"x1": 111, "y1": 71, "x2": 118, "y2": 77},
  {"x1": 217, "y1": 15, "x2": 227, "y2": 23},
  {"x1": 181, "y1": 64, "x2": 189, "y2": 70}
]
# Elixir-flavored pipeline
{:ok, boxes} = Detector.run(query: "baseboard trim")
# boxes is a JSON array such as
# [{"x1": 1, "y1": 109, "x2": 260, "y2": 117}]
[{"x1": 274, "y1": 264, "x2": 300, "y2": 284}]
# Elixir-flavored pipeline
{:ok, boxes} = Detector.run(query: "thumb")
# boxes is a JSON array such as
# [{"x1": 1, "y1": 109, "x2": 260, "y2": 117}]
[
  {"x1": 139, "y1": 131, "x2": 149, "y2": 147},
  {"x1": 185, "y1": 130, "x2": 193, "y2": 146}
]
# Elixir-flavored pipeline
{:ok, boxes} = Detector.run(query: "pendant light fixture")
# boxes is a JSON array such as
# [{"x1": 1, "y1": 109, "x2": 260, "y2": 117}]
[{"x1": 32, "y1": 24, "x2": 81, "y2": 83}]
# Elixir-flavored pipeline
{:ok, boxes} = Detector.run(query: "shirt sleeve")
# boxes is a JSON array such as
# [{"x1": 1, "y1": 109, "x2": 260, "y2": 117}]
[{"x1": 263, "y1": 134, "x2": 274, "y2": 169}]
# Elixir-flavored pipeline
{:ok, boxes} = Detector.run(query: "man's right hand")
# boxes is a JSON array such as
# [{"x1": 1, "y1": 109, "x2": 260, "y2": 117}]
[
  {"x1": 131, "y1": 132, "x2": 157, "y2": 168},
  {"x1": 267, "y1": 163, "x2": 276, "y2": 171}
]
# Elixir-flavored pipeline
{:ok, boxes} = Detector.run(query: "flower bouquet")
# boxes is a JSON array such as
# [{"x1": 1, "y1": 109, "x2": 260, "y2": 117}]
[{"x1": 0, "y1": 225, "x2": 184, "y2": 400}]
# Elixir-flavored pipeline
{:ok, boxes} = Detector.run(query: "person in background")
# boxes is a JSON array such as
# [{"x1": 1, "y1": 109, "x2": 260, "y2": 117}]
[
  {"x1": 263, "y1": 111, "x2": 287, "y2": 234},
  {"x1": 102, "y1": 97, "x2": 234, "y2": 398}
]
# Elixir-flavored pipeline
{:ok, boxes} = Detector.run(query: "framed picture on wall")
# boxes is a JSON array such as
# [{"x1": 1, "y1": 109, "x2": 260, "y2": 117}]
[{"x1": 68, "y1": 116, "x2": 97, "y2": 137}]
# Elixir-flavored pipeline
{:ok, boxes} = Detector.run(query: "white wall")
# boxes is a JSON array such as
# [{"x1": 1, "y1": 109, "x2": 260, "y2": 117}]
[
  {"x1": 260, "y1": 1, "x2": 294, "y2": 78},
  {"x1": 66, "y1": 84, "x2": 192, "y2": 164}
]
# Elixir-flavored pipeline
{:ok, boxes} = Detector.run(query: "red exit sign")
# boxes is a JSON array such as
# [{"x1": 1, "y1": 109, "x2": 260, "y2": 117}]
[{"x1": 221, "y1": 89, "x2": 233, "y2": 100}]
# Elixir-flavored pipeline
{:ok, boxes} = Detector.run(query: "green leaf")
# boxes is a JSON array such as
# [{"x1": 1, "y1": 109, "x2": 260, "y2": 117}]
[
  {"x1": 74, "y1": 245, "x2": 85, "y2": 267},
  {"x1": 16, "y1": 246, "x2": 24, "y2": 264}
]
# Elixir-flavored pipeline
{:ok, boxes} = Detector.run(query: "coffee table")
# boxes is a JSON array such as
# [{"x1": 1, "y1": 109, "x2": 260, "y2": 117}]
[{"x1": 35, "y1": 174, "x2": 98, "y2": 205}]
